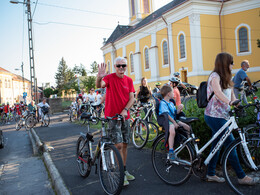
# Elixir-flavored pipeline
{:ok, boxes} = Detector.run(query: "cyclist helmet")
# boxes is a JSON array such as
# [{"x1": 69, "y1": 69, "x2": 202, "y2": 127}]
[
  {"x1": 169, "y1": 77, "x2": 180, "y2": 84},
  {"x1": 173, "y1": 72, "x2": 180, "y2": 77},
  {"x1": 155, "y1": 82, "x2": 161, "y2": 86}
]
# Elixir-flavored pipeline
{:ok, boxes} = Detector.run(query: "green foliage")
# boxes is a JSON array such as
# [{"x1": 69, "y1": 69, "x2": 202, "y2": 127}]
[
  {"x1": 90, "y1": 61, "x2": 98, "y2": 74},
  {"x1": 184, "y1": 99, "x2": 212, "y2": 148},
  {"x1": 43, "y1": 88, "x2": 54, "y2": 98},
  {"x1": 73, "y1": 64, "x2": 87, "y2": 76},
  {"x1": 82, "y1": 76, "x2": 96, "y2": 92}
]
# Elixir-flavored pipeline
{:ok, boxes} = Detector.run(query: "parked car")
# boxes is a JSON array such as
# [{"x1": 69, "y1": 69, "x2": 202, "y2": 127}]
[
  {"x1": 178, "y1": 82, "x2": 198, "y2": 95},
  {"x1": 0, "y1": 130, "x2": 4, "y2": 149}
]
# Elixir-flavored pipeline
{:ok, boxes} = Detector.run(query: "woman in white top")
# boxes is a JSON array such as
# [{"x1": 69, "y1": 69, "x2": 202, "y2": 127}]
[
  {"x1": 204, "y1": 52, "x2": 257, "y2": 185},
  {"x1": 86, "y1": 88, "x2": 96, "y2": 103}
]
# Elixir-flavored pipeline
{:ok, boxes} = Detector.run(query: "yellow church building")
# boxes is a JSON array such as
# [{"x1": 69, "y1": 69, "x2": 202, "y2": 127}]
[{"x1": 101, "y1": 0, "x2": 260, "y2": 88}]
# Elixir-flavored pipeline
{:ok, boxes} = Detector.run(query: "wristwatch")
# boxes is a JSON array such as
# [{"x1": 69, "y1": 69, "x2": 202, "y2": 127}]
[{"x1": 124, "y1": 107, "x2": 128, "y2": 111}]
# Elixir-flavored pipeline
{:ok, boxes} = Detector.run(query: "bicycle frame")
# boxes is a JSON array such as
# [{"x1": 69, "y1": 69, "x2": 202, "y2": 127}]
[
  {"x1": 175, "y1": 116, "x2": 258, "y2": 170},
  {"x1": 142, "y1": 103, "x2": 156, "y2": 121}
]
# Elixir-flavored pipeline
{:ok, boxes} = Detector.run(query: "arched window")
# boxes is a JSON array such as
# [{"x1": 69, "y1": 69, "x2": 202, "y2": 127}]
[
  {"x1": 144, "y1": 48, "x2": 149, "y2": 69},
  {"x1": 143, "y1": 0, "x2": 149, "y2": 13},
  {"x1": 239, "y1": 27, "x2": 248, "y2": 52},
  {"x1": 162, "y1": 41, "x2": 169, "y2": 65},
  {"x1": 179, "y1": 34, "x2": 186, "y2": 59},
  {"x1": 130, "y1": 53, "x2": 134, "y2": 73},
  {"x1": 235, "y1": 24, "x2": 251, "y2": 56},
  {"x1": 131, "y1": 0, "x2": 135, "y2": 16}
]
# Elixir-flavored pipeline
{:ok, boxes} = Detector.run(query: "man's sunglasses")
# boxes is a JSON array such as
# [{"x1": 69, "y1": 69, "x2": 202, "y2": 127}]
[{"x1": 116, "y1": 64, "x2": 127, "y2": 68}]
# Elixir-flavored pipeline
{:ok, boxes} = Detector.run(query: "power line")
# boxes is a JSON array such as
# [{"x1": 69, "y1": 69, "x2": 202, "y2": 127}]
[
  {"x1": 31, "y1": 1, "x2": 260, "y2": 32},
  {"x1": 32, "y1": 0, "x2": 38, "y2": 19},
  {"x1": 33, "y1": 20, "x2": 260, "y2": 42},
  {"x1": 35, "y1": 2, "x2": 128, "y2": 18}
]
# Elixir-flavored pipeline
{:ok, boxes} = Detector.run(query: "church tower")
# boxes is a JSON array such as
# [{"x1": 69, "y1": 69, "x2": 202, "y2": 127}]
[{"x1": 128, "y1": 0, "x2": 154, "y2": 26}]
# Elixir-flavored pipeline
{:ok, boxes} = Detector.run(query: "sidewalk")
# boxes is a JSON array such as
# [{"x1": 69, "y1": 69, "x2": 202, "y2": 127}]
[{"x1": 0, "y1": 124, "x2": 54, "y2": 195}]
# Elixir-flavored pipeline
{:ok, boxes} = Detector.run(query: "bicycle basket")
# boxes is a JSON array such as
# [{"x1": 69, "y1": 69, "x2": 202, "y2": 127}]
[{"x1": 42, "y1": 107, "x2": 49, "y2": 115}]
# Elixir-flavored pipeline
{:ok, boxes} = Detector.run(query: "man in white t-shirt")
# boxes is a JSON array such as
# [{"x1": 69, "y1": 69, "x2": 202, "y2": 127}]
[{"x1": 37, "y1": 97, "x2": 50, "y2": 122}]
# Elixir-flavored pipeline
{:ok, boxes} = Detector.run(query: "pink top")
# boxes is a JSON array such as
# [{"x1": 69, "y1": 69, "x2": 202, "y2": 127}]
[
  {"x1": 173, "y1": 87, "x2": 181, "y2": 106},
  {"x1": 205, "y1": 72, "x2": 231, "y2": 120}
]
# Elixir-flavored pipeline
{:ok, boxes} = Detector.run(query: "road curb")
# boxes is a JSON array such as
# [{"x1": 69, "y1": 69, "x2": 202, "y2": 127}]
[{"x1": 28, "y1": 128, "x2": 71, "y2": 195}]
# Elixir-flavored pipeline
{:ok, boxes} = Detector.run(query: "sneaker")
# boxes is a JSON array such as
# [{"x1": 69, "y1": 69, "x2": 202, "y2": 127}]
[
  {"x1": 167, "y1": 152, "x2": 176, "y2": 161},
  {"x1": 123, "y1": 175, "x2": 129, "y2": 186},
  {"x1": 125, "y1": 171, "x2": 135, "y2": 181},
  {"x1": 206, "y1": 175, "x2": 225, "y2": 183},
  {"x1": 238, "y1": 176, "x2": 259, "y2": 185}
]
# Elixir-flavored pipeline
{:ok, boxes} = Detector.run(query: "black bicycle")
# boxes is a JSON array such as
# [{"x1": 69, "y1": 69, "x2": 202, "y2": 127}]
[{"x1": 76, "y1": 113, "x2": 124, "y2": 195}]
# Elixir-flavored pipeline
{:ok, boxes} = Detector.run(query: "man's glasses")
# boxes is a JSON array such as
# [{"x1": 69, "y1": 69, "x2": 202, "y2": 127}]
[{"x1": 116, "y1": 64, "x2": 127, "y2": 68}]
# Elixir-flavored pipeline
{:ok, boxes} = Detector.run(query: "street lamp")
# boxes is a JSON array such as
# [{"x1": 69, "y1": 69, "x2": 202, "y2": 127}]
[{"x1": 10, "y1": 0, "x2": 37, "y2": 103}]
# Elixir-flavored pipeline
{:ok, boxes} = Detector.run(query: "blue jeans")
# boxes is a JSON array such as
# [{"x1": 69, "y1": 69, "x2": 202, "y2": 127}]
[{"x1": 204, "y1": 115, "x2": 246, "y2": 179}]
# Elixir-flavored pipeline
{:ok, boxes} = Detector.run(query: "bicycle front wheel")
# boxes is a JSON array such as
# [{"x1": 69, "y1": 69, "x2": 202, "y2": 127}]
[
  {"x1": 223, "y1": 138, "x2": 260, "y2": 195},
  {"x1": 26, "y1": 115, "x2": 36, "y2": 129},
  {"x1": 98, "y1": 144, "x2": 124, "y2": 195},
  {"x1": 15, "y1": 120, "x2": 22, "y2": 131},
  {"x1": 91, "y1": 110, "x2": 99, "y2": 125},
  {"x1": 43, "y1": 114, "x2": 50, "y2": 127},
  {"x1": 132, "y1": 119, "x2": 149, "y2": 149},
  {"x1": 147, "y1": 121, "x2": 159, "y2": 142},
  {"x1": 76, "y1": 136, "x2": 91, "y2": 178},
  {"x1": 152, "y1": 134, "x2": 193, "y2": 185}
]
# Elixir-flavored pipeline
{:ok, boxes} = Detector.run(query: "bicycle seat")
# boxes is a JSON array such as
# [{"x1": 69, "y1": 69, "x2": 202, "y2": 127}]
[
  {"x1": 178, "y1": 116, "x2": 199, "y2": 123},
  {"x1": 81, "y1": 112, "x2": 92, "y2": 120}
]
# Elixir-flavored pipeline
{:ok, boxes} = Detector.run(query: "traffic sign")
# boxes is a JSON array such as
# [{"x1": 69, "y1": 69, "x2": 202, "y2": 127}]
[{"x1": 23, "y1": 92, "x2": 27, "y2": 97}]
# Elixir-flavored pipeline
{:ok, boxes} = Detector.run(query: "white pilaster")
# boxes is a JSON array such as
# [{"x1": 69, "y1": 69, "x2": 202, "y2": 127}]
[
  {"x1": 150, "y1": 33, "x2": 159, "y2": 80},
  {"x1": 189, "y1": 13, "x2": 203, "y2": 75},
  {"x1": 168, "y1": 23, "x2": 175, "y2": 76},
  {"x1": 134, "y1": 40, "x2": 142, "y2": 83}
]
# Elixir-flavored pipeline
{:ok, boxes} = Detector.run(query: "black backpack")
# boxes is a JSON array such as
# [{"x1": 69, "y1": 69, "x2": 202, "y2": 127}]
[{"x1": 196, "y1": 81, "x2": 214, "y2": 108}]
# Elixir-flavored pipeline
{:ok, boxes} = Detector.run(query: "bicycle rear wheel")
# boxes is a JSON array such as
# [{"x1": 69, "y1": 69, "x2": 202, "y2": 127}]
[
  {"x1": 147, "y1": 121, "x2": 159, "y2": 142},
  {"x1": 98, "y1": 144, "x2": 124, "y2": 195},
  {"x1": 76, "y1": 136, "x2": 91, "y2": 178},
  {"x1": 223, "y1": 138, "x2": 260, "y2": 195},
  {"x1": 152, "y1": 134, "x2": 193, "y2": 185},
  {"x1": 132, "y1": 119, "x2": 149, "y2": 149}
]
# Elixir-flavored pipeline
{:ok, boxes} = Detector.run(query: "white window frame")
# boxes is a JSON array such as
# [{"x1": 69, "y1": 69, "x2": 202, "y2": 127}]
[
  {"x1": 161, "y1": 39, "x2": 169, "y2": 68},
  {"x1": 235, "y1": 23, "x2": 251, "y2": 56},
  {"x1": 143, "y1": 46, "x2": 150, "y2": 71},
  {"x1": 177, "y1": 31, "x2": 187, "y2": 62},
  {"x1": 129, "y1": 52, "x2": 135, "y2": 75}
]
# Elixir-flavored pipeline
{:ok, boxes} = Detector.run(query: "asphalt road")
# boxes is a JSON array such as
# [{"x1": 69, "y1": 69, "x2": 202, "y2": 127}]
[{"x1": 33, "y1": 118, "x2": 238, "y2": 195}]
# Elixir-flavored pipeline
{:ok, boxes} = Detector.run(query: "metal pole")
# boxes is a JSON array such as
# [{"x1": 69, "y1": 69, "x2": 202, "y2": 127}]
[
  {"x1": 21, "y1": 62, "x2": 25, "y2": 92},
  {"x1": 26, "y1": 0, "x2": 37, "y2": 103}
]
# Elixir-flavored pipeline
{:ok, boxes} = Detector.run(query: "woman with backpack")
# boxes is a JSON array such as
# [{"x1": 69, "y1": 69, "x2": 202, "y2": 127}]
[{"x1": 204, "y1": 52, "x2": 257, "y2": 185}]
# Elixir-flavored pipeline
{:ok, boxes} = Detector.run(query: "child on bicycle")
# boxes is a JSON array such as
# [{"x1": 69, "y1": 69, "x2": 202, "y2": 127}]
[{"x1": 159, "y1": 85, "x2": 190, "y2": 160}]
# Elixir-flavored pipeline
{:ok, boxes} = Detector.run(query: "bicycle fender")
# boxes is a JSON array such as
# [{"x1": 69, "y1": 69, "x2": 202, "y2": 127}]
[{"x1": 79, "y1": 133, "x2": 86, "y2": 140}]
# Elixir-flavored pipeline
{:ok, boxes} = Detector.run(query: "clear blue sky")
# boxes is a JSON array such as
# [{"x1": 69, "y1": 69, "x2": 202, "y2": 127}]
[{"x1": 0, "y1": 0, "x2": 170, "y2": 87}]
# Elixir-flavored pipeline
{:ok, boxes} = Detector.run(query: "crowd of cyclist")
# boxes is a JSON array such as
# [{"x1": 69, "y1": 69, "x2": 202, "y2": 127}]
[{"x1": 0, "y1": 98, "x2": 50, "y2": 126}]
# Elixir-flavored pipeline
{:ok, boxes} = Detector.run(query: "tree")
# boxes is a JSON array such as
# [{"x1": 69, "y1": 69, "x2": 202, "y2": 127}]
[
  {"x1": 55, "y1": 57, "x2": 74, "y2": 94},
  {"x1": 73, "y1": 64, "x2": 87, "y2": 76},
  {"x1": 82, "y1": 76, "x2": 96, "y2": 92},
  {"x1": 90, "y1": 61, "x2": 98, "y2": 74},
  {"x1": 43, "y1": 88, "x2": 54, "y2": 98}
]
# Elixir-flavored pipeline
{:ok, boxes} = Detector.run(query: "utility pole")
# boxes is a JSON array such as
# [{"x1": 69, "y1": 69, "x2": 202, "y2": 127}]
[
  {"x1": 10, "y1": 0, "x2": 37, "y2": 103},
  {"x1": 26, "y1": 0, "x2": 37, "y2": 103}
]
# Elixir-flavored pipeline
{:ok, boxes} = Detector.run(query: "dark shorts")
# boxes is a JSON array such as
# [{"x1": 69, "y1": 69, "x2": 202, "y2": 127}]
[{"x1": 107, "y1": 119, "x2": 130, "y2": 144}]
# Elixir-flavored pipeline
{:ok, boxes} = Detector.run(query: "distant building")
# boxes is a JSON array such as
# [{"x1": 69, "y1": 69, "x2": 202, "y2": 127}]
[
  {"x1": 0, "y1": 67, "x2": 32, "y2": 105},
  {"x1": 101, "y1": 0, "x2": 260, "y2": 88}
]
